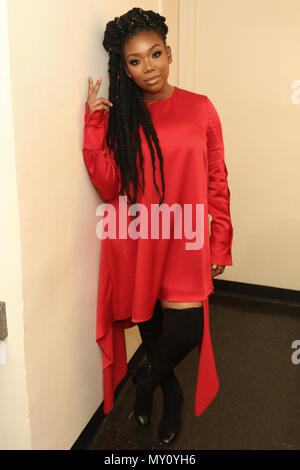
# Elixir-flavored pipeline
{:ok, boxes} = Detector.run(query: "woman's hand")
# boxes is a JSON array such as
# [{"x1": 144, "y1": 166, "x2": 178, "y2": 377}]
[
  {"x1": 211, "y1": 265, "x2": 225, "y2": 278},
  {"x1": 87, "y1": 76, "x2": 113, "y2": 115}
]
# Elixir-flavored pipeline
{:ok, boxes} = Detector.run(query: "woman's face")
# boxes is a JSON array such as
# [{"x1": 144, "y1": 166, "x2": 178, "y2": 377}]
[{"x1": 123, "y1": 30, "x2": 172, "y2": 95}]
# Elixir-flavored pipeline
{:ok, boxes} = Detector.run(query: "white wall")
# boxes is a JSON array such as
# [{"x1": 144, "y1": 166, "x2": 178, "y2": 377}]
[
  {"x1": 0, "y1": 0, "x2": 178, "y2": 450},
  {"x1": 179, "y1": 0, "x2": 300, "y2": 290},
  {"x1": 0, "y1": 0, "x2": 31, "y2": 450}
]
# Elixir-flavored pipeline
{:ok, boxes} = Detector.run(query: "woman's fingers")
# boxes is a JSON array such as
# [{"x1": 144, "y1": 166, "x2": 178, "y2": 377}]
[
  {"x1": 211, "y1": 265, "x2": 225, "y2": 278},
  {"x1": 90, "y1": 100, "x2": 113, "y2": 113},
  {"x1": 87, "y1": 77, "x2": 113, "y2": 112},
  {"x1": 88, "y1": 76, "x2": 102, "y2": 96},
  {"x1": 95, "y1": 98, "x2": 113, "y2": 107},
  {"x1": 87, "y1": 76, "x2": 95, "y2": 92},
  {"x1": 93, "y1": 104, "x2": 110, "y2": 112},
  {"x1": 94, "y1": 77, "x2": 102, "y2": 92}
]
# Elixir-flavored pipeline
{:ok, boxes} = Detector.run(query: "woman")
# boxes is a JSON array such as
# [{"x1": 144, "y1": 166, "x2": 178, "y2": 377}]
[{"x1": 83, "y1": 7, "x2": 233, "y2": 445}]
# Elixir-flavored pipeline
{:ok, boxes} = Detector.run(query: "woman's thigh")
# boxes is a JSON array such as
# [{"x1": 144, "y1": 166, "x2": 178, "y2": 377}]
[{"x1": 159, "y1": 299, "x2": 203, "y2": 309}]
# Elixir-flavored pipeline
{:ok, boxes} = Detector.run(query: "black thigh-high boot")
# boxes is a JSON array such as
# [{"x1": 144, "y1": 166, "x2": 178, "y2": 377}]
[
  {"x1": 134, "y1": 300, "x2": 178, "y2": 427},
  {"x1": 134, "y1": 305, "x2": 204, "y2": 444},
  {"x1": 135, "y1": 299, "x2": 165, "y2": 372}
]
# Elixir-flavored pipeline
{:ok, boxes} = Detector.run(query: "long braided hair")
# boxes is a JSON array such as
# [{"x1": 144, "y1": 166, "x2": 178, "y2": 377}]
[{"x1": 103, "y1": 7, "x2": 169, "y2": 206}]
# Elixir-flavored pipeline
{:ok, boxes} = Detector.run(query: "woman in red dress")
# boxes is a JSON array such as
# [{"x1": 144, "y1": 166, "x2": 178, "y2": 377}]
[{"x1": 83, "y1": 7, "x2": 233, "y2": 445}]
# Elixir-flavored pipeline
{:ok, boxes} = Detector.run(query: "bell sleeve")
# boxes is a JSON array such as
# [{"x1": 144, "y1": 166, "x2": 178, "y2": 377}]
[
  {"x1": 83, "y1": 102, "x2": 121, "y2": 202},
  {"x1": 206, "y1": 96, "x2": 233, "y2": 266}
]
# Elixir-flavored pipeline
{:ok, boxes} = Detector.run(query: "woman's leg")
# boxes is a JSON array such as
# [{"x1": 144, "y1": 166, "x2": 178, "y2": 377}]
[
  {"x1": 137, "y1": 300, "x2": 203, "y2": 368},
  {"x1": 137, "y1": 302, "x2": 204, "y2": 390},
  {"x1": 151, "y1": 304, "x2": 204, "y2": 384},
  {"x1": 137, "y1": 299, "x2": 175, "y2": 380},
  {"x1": 160, "y1": 299, "x2": 203, "y2": 309},
  {"x1": 135, "y1": 303, "x2": 204, "y2": 442},
  {"x1": 136, "y1": 299, "x2": 164, "y2": 365}
]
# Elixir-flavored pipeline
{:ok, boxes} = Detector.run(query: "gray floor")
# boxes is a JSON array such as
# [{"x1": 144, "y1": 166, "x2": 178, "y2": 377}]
[{"x1": 86, "y1": 293, "x2": 300, "y2": 450}]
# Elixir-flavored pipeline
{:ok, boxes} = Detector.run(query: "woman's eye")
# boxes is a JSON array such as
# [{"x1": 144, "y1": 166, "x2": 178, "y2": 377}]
[{"x1": 129, "y1": 50, "x2": 162, "y2": 66}]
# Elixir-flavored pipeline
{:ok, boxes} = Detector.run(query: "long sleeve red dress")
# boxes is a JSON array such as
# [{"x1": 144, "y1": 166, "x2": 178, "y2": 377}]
[{"x1": 82, "y1": 85, "x2": 233, "y2": 416}]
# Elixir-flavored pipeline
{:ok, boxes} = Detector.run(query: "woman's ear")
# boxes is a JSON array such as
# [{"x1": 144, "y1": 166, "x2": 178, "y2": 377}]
[{"x1": 166, "y1": 45, "x2": 172, "y2": 63}]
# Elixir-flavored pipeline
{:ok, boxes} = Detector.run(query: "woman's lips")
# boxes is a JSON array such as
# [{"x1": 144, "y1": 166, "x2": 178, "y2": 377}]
[{"x1": 145, "y1": 76, "x2": 160, "y2": 85}]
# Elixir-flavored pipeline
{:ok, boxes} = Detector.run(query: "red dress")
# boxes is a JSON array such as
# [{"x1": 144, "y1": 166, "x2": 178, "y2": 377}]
[{"x1": 82, "y1": 86, "x2": 233, "y2": 416}]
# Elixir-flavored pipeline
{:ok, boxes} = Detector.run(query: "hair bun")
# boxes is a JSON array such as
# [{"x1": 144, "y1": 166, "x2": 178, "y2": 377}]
[{"x1": 103, "y1": 7, "x2": 168, "y2": 55}]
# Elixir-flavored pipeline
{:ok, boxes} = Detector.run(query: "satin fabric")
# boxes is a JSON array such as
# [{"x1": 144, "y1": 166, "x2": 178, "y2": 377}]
[{"x1": 82, "y1": 86, "x2": 233, "y2": 416}]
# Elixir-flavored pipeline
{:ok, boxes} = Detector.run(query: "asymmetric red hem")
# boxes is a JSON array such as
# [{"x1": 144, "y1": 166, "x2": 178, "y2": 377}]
[
  {"x1": 98, "y1": 294, "x2": 219, "y2": 417},
  {"x1": 131, "y1": 284, "x2": 214, "y2": 323}
]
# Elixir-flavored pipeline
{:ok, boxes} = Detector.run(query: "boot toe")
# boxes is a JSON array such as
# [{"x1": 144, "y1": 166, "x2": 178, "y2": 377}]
[
  {"x1": 134, "y1": 412, "x2": 150, "y2": 427},
  {"x1": 159, "y1": 416, "x2": 182, "y2": 444},
  {"x1": 159, "y1": 426, "x2": 180, "y2": 445}
]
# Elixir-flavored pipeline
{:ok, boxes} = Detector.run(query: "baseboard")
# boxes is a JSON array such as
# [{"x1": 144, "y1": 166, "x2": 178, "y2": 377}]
[{"x1": 213, "y1": 279, "x2": 300, "y2": 304}]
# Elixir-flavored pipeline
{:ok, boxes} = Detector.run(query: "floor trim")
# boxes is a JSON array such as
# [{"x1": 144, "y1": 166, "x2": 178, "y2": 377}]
[{"x1": 213, "y1": 279, "x2": 300, "y2": 304}]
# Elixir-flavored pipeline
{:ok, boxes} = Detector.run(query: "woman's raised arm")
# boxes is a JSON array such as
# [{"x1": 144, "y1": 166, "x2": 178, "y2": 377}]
[{"x1": 82, "y1": 77, "x2": 121, "y2": 202}]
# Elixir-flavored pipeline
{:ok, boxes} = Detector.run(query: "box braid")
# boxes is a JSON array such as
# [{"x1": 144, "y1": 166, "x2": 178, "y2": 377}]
[{"x1": 103, "y1": 7, "x2": 169, "y2": 206}]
